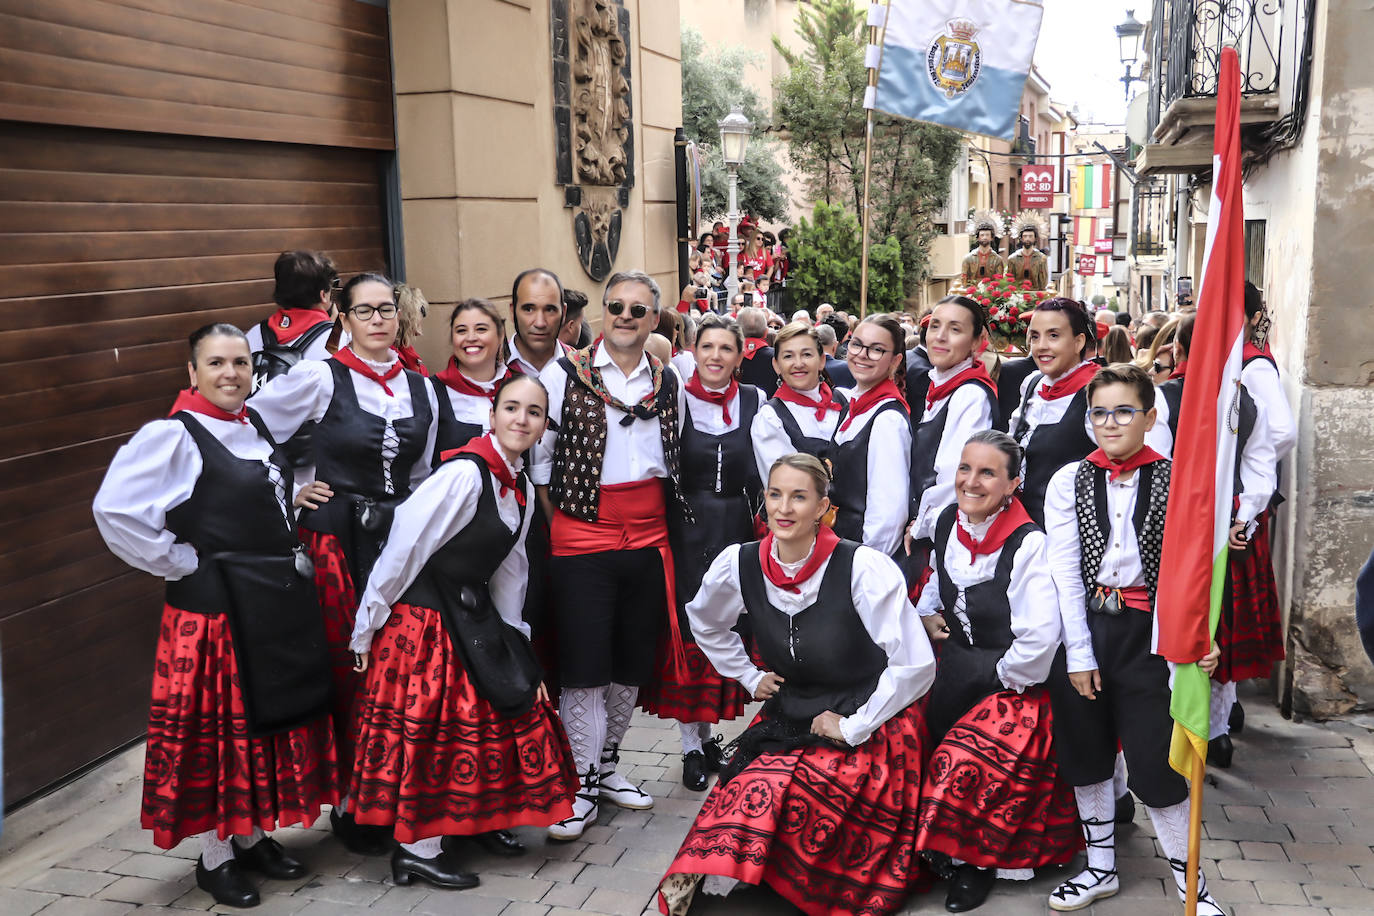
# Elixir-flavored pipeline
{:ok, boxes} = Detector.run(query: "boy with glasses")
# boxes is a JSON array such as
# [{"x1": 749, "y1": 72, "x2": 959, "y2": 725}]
[{"x1": 1042, "y1": 363, "x2": 1224, "y2": 915}]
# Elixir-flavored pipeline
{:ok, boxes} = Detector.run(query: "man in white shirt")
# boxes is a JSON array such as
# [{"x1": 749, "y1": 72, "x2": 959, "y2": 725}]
[{"x1": 507, "y1": 268, "x2": 573, "y2": 381}]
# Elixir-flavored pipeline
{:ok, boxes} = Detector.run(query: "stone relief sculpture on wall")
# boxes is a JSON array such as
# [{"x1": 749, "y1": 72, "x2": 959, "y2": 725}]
[{"x1": 552, "y1": 0, "x2": 635, "y2": 281}]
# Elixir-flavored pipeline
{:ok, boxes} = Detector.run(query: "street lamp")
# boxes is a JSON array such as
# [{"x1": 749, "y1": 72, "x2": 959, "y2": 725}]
[
  {"x1": 1115, "y1": 9, "x2": 1147, "y2": 103},
  {"x1": 718, "y1": 106, "x2": 752, "y2": 310}
]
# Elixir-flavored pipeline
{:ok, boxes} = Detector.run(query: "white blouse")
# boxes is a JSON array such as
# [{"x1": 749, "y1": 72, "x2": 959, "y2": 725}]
[
  {"x1": 245, "y1": 316, "x2": 340, "y2": 363},
  {"x1": 438, "y1": 376, "x2": 497, "y2": 438},
  {"x1": 530, "y1": 346, "x2": 686, "y2": 487},
  {"x1": 833, "y1": 390, "x2": 912, "y2": 555},
  {"x1": 683, "y1": 383, "x2": 762, "y2": 435},
  {"x1": 1009, "y1": 364, "x2": 1174, "y2": 468},
  {"x1": 909, "y1": 359, "x2": 999, "y2": 542},
  {"x1": 351, "y1": 456, "x2": 534, "y2": 653},
  {"x1": 750, "y1": 387, "x2": 844, "y2": 483},
  {"x1": 686, "y1": 540, "x2": 936, "y2": 747},
  {"x1": 1242, "y1": 357, "x2": 1296, "y2": 463},
  {"x1": 250, "y1": 353, "x2": 439, "y2": 491},
  {"x1": 913, "y1": 509, "x2": 1061, "y2": 692},
  {"x1": 93, "y1": 412, "x2": 292, "y2": 581}
]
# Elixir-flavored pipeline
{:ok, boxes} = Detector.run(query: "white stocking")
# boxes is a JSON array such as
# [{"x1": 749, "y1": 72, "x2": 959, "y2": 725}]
[
  {"x1": 232, "y1": 826, "x2": 266, "y2": 849},
  {"x1": 1209, "y1": 680, "x2": 1237, "y2": 739},
  {"x1": 1147, "y1": 800, "x2": 1212, "y2": 899},
  {"x1": 400, "y1": 836, "x2": 442, "y2": 859},
  {"x1": 604, "y1": 682, "x2": 638, "y2": 757},
  {"x1": 200, "y1": 831, "x2": 235, "y2": 870},
  {"x1": 1112, "y1": 750, "x2": 1129, "y2": 798},
  {"x1": 559, "y1": 686, "x2": 609, "y2": 775},
  {"x1": 1074, "y1": 779, "x2": 1117, "y2": 874},
  {"x1": 679, "y1": 721, "x2": 704, "y2": 755}
]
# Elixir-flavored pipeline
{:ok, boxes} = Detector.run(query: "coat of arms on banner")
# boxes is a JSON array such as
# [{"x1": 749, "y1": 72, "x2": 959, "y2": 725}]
[{"x1": 927, "y1": 19, "x2": 983, "y2": 97}]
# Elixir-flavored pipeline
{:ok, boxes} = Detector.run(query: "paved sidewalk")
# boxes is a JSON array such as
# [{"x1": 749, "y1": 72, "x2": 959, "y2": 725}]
[{"x1": 4, "y1": 683, "x2": 1374, "y2": 915}]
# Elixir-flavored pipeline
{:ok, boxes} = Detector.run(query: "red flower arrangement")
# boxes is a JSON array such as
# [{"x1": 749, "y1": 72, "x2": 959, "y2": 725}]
[{"x1": 952, "y1": 273, "x2": 1052, "y2": 353}]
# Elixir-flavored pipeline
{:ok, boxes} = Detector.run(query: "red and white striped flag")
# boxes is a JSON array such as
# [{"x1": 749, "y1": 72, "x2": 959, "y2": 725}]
[{"x1": 1155, "y1": 46, "x2": 1248, "y2": 775}]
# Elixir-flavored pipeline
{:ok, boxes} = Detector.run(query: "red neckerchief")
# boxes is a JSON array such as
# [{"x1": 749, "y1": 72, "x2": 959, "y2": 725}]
[
  {"x1": 435, "y1": 357, "x2": 508, "y2": 402},
  {"x1": 955, "y1": 498, "x2": 1034, "y2": 560},
  {"x1": 1037, "y1": 361, "x2": 1100, "y2": 401},
  {"x1": 333, "y1": 347, "x2": 403, "y2": 396},
  {"x1": 743, "y1": 337, "x2": 768, "y2": 360},
  {"x1": 442, "y1": 434, "x2": 525, "y2": 505},
  {"x1": 776, "y1": 382, "x2": 843, "y2": 421},
  {"x1": 925, "y1": 362, "x2": 997, "y2": 412},
  {"x1": 168, "y1": 388, "x2": 249, "y2": 424},
  {"x1": 1243, "y1": 341, "x2": 1273, "y2": 363},
  {"x1": 684, "y1": 371, "x2": 739, "y2": 425},
  {"x1": 1169, "y1": 359, "x2": 1187, "y2": 380},
  {"x1": 759, "y1": 526, "x2": 840, "y2": 594},
  {"x1": 393, "y1": 344, "x2": 428, "y2": 376},
  {"x1": 266, "y1": 308, "x2": 332, "y2": 345},
  {"x1": 1086, "y1": 446, "x2": 1166, "y2": 482},
  {"x1": 838, "y1": 379, "x2": 907, "y2": 432}
]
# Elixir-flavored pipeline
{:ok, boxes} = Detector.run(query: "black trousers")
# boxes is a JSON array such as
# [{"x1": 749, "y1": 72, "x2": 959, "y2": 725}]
[
  {"x1": 1047, "y1": 607, "x2": 1189, "y2": 808},
  {"x1": 551, "y1": 548, "x2": 666, "y2": 688}
]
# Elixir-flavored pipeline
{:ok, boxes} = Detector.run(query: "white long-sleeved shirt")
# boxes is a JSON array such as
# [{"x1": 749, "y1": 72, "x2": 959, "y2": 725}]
[
  {"x1": 507, "y1": 335, "x2": 573, "y2": 384},
  {"x1": 686, "y1": 540, "x2": 936, "y2": 746},
  {"x1": 250, "y1": 353, "x2": 439, "y2": 493},
  {"x1": 909, "y1": 359, "x2": 998, "y2": 542},
  {"x1": 833, "y1": 390, "x2": 911, "y2": 555},
  {"x1": 683, "y1": 381, "x2": 762, "y2": 435},
  {"x1": 914, "y1": 509, "x2": 1061, "y2": 691},
  {"x1": 1242, "y1": 357, "x2": 1296, "y2": 463},
  {"x1": 93, "y1": 412, "x2": 292, "y2": 581},
  {"x1": 245, "y1": 314, "x2": 340, "y2": 362},
  {"x1": 1234, "y1": 389, "x2": 1279, "y2": 525},
  {"x1": 437, "y1": 375, "x2": 497, "y2": 437},
  {"x1": 530, "y1": 345, "x2": 686, "y2": 486},
  {"x1": 749, "y1": 386, "x2": 845, "y2": 482},
  {"x1": 350, "y1": 456, "x2": 533, "y2": 653}
]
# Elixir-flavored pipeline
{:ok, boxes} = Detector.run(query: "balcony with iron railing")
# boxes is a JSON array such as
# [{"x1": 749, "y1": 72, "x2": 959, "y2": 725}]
[{"x1": 1136, "y1": 0, "x2": 1314, "y2": 175}]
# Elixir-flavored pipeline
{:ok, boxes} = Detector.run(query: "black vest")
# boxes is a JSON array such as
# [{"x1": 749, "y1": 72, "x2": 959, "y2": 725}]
[
  {"x1": 738, "y1": 539, "x2": 888, "y2": 722},
  {"x1": 1012, "y1": 376, "x2": 1097, "y2": 525},
  {"x1": 430, "y1": 375, "x2": 487, "y2": 462},
  {"x1": 926, "y1": 504, "x2": 1035, "y2": 739},
  {"x1": 1073, "y1": 459, "x2": 1171, "y2": 606},
  {"x1": 680, "y1": 386, "x2": 763, "y2": 497},
  {"x1": 767, "y1": 391, "x2": 849, "y2": 462},
  {"x1": 1160, "y1": 374, "x2": 1257, "y2": 496},
  {"x1": 829, "y1": 399, "x2": 910, "y2": 543},
  {"x1": 1160, "y1": 377, "x2": 1185, "y2": 440},
  {"x1": 910, "y1": 379, "x2": 1001, "y2": 518}
]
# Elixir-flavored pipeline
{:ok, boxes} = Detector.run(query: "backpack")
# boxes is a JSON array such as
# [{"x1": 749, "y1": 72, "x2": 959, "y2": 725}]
[{"x1": 251, "y1": 318, "x2": 333, "y2": 394}]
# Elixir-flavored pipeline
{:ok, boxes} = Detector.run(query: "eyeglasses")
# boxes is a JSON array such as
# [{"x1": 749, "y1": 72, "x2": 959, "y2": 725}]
[
  {"x1": 847, "y1": 341, "x2": 891, "y2": 360},
  {"x1": 605, "y1": 300, "x2": 650, "y2": 319},
  {"x1": 1089, "y1": 406, "x2": 1148, "y2": 426},
  {"x1": 1152, "y1": 360, "x2": 1174, "y2": 375},
  {"x1": 347, "y1": 303, "x2": 398, "y2": 320}
]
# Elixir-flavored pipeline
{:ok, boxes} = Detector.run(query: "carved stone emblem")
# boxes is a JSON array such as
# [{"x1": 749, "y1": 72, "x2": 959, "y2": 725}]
[{"x1": 552, "y1": 0, "x2": 635, "y2": 281}]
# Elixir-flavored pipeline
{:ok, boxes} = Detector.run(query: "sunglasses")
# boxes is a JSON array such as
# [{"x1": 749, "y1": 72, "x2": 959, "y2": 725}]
[
  {"x1": 606, "y1": 300, "x2": 650, "y2": 319},
  {"x1": 1152, "y1": 360, "x2": 1174, "y2": 374}
]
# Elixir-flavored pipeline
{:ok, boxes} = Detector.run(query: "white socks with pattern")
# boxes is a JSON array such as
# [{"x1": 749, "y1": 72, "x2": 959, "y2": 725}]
[
  {"x1": 679, "y1": 721, "x2": 708, "y2": 755},
  {"x1": 559, "y1": 685, "x2": 609, "y2": 775},
  {"x1": 200, "y1": 831, "x2": 236, "y2": 870},
  {"x1": 1209, "y1": 680, "x2": 1238, "y2": 739},
  {"x1": 400, "y1": 836, "x2": 442, "y2": 859}
]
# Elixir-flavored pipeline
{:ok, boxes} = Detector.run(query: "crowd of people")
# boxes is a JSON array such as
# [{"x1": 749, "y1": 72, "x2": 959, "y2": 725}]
[{"x1": 92, "y1": 248, "x2": 1292, "y2": 915}]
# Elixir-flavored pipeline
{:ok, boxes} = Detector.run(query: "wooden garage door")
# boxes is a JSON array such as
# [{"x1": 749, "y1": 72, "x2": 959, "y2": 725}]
[{"x1": 0, "y1": 122, "x2": 390, "y2": 805}]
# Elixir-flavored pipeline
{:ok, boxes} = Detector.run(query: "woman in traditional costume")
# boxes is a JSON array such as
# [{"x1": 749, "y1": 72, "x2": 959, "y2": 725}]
[
  {"x1": 93, "y1": 324, "x2": 337, "y2": 908},
  {"x1": 639, "y1": 315, "x2": 762, "y2": 790},
  {"x1": 913, "y1": 431, "x2": 1078, "y2": 912},
  {"x1": 750, "y1": 323, "x2": 847, "y2": 478},
  {"x1": 659, "y1": 453, "x2": 936, "y2": 916},
  {"x1": 429, "y1": 298, "x2": 519, "y2": 458},
  {"x1": 250, "y1": 273, "x2": 438, "y2": 854},
  {"x1": 348, "y1": 373, "x2": 578, "y2": 889}
]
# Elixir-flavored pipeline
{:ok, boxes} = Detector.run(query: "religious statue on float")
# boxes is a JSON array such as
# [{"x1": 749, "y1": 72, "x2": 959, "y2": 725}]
[
  {"x1": 961, "y1": 209, "x2": 1006, "y2": 287},
  {"x1": 1006, "y1": 211, "x2": 1050, "y2": 290}
]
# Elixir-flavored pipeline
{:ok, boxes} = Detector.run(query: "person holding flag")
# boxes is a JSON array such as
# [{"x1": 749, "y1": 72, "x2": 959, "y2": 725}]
[{"x1": 1042, "y1": 364, "x2": 1224, "y2": 914}]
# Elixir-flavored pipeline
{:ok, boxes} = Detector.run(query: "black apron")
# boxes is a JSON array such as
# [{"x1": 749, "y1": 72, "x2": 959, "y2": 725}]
[
  {"x1": 767, "y1": 390, "x2": 848, "y2": 463},
  {"x1": 829, "y1": 399, "x2": 910, "y2": 544},
  {"x1": 164, "y1": 410, "x2": 331, "y2": 737},
  {"x1": 1012, "y1": 377, "x2": 1096, "y2": 526}
]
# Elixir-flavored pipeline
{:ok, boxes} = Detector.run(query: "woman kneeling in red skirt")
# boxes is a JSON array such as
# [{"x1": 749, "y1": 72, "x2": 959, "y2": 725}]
[
  {"x1": 94, "y1": 324, "x2": 338, "y2": 908},
  {"x1": 349, "y1": 374, "x2": 578, "y2": 890},
  {"x1": 912, "y1": 431, "x2": 1079, "y2": 912},
  {"x1": 659, "y1": 453, "x2": 937, "y2": 916}
]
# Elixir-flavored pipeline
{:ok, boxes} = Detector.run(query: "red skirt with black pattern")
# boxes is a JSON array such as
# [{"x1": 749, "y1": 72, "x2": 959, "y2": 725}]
[
  {"x1": 349, "y1": 602, "x2": 579, "y2": 844},
  {"x1": 299, "y1": 528, "x2": 364, "y2": 788},
  {"x1": 658, "y1": 703, "x2": 932, "y2": 916},
  {"x1": 915, "y1": 688, "x2": 1080, "y2": 870},
  {"x1": 142, "y1": 604, "x2": 338, "y2": 849},
  {"x1": 1216, "y1": 510, "x2": 1285, "y2": 683},
  {"x1": 638, "y1": 638, "x2": 750, "y2": 724}
]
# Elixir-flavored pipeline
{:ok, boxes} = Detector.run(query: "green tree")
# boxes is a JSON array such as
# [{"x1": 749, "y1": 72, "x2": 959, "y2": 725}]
[
  {"x1": 773, "y1": 0, "x2": 961, "y2": 290},
  {"x1": 681, "y1": 27, "x2": 787, "y2": 224},
  {"x1": 788, "y1": 202, "x2": 904, "y2": 313}
]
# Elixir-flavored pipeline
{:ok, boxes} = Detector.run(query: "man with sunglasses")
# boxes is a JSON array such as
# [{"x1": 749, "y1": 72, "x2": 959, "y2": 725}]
[
  {"x1": 508, "y1": 267, "x2": 574, "y2": 381},
  {"x1": 531, "y1": 270, "x2": 690, "y2": 841}
]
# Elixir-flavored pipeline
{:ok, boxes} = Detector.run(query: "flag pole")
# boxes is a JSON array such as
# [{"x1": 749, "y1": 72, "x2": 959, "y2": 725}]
[
  {"x1": 859, "y1": 0, "x2": 893, "y2": 319},
  {"x1": 1185, "y1": 748, "x2": 1205, "y2": 915}
]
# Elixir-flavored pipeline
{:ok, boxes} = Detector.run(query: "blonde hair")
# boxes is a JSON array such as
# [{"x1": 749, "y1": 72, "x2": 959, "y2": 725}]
[
  {"x1": 768, "y1": 452, "x2": 831, "y2": 499},
  {"x1": 395, "y1": 283, "x2": 428, "y2": 347},
  {"x1": 1134, "y1": 315, "x2": 1180, "y2": 371},
  {"x1": 772, "y1": 322, "x2": 822, "y2": 357}
]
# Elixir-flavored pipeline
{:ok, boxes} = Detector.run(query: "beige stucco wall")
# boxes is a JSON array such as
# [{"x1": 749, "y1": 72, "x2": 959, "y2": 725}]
[{"x1": 389, "y1": 0, "x2": 684, "y2": 368}]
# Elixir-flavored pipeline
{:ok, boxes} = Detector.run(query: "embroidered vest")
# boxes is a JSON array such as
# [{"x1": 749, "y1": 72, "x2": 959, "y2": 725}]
[
  {"x1": 550, "y1": 357, "x2": 691, "y2": 522},
  {"x1": 1073, "y1": 459, "x2": 1170, "y2": 606}
]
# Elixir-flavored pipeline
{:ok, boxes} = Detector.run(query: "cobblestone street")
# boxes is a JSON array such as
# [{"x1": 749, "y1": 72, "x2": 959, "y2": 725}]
[{"x1": 4, "y1": 684, "x2": 1374, "y2": 916}]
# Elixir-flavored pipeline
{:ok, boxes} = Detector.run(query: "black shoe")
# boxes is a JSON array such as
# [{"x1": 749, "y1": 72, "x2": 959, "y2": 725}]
[
  {"x1": 233, "y1": 837, "x2": 306, "y2": 880},
  {"x1": 330, "y1": 808, "x2": 393, "y2": 857},
  {"x1": 702, "y1": 735, "x2": 726, "y2": 773},
  {"x1": 1230, "y1": 701, "x2": 1245, "y2": 734},
  {"x1": 196, "y1": 857, "x2": 260, "y2": 908},
  {"x1": 683, "y1": 751, "x2": 709, "y2": 791},
  {"x1": 465, "y1": 830, "x2": 526, "y2": 857},
  {"x1": 1209, "y1": 734, "x2": 1234, "y2": 769},
  {"x1": 945, "y1": 864, "x2": 996, "y2": 912},
  {"x1": 390, "y1": 847, "x2": 479, "y2": 890},
  {"x1": 920, "y1": 849, "x2": 958, "y2": 882},
  {"x1": 1114, "y1": 792, "x2": 1136, "y2": 825}
]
